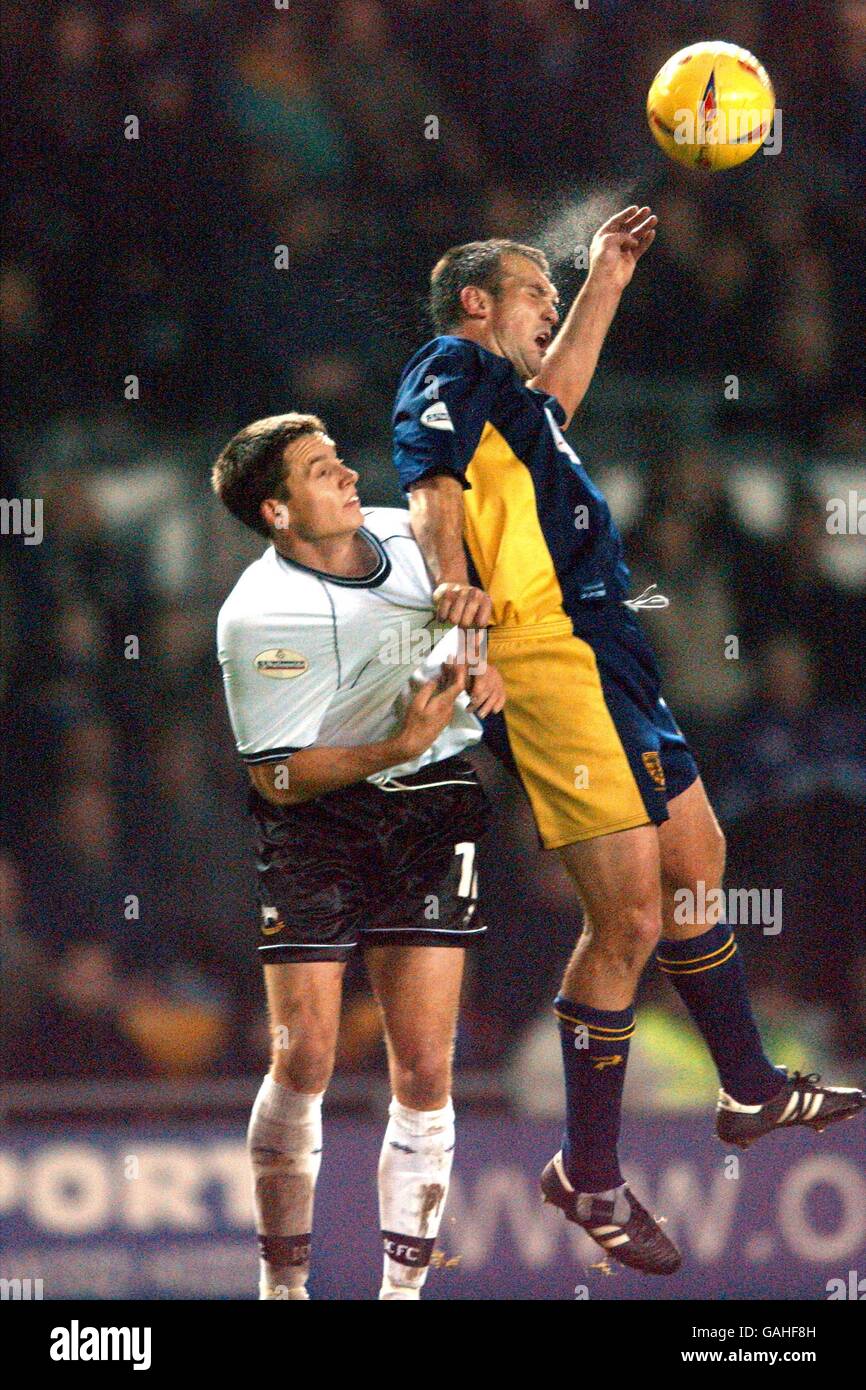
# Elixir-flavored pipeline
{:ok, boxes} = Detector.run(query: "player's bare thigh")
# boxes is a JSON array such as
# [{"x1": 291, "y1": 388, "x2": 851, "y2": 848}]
[
  {"x1": 657, "y1": 776, "x2": 726, "y2": 941},
  {"x1": 555, "y1": 824, "x2": 662, "y2": 1005},
  {"x1": 554, "y1": 780, "x2": 725, "y2": 936},
  {"x1": 262, "y1": 960, "x2": 346, "y2": 1093},
  {"x1": 557, "y1": 821, "x2": 662, "y2": 938},
  {"x1": 364, "y1": 945, "x2": 465, "y2": 1110}
]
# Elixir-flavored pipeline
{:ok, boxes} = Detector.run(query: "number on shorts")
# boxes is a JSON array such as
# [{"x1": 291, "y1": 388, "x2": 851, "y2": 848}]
[{"x1": 454, "y1": 841, "x2": 477, "y2": 899}]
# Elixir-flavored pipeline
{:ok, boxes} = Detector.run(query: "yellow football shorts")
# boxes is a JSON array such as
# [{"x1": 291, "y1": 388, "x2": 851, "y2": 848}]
[{"x1": 485, "y1": 614, "x2": 699, "y2": 849}]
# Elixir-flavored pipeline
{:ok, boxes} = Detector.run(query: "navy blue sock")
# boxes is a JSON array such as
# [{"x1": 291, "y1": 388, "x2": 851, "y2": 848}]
[
  {"x1": 656, "y1": 923, "x2": 784, "y2": 1104},
  {"x1": 555, "y1": 996, "x2": 634, "y2": 1193}
]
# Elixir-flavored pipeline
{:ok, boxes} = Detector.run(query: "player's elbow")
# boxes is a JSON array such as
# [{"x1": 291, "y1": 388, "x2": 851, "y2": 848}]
[
  {"x1": 267, "y1": 787, "x2": 305, "y2": 806},
  {"x1": 247, "y1": 762, "x2": 305, "y2": 806},
  {"x1": 266, "y1": 783, "x2": 315, "y2": 807}
]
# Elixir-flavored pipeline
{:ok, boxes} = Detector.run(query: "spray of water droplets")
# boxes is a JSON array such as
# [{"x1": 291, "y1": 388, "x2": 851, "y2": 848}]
[{"x1": 526, "y1": 181, "x2": 641, "y2": 274}]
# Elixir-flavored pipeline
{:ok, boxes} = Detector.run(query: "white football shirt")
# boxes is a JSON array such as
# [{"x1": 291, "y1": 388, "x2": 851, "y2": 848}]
[{"x1": 217, "y1": 507, "x2": 482, "y2": 781}]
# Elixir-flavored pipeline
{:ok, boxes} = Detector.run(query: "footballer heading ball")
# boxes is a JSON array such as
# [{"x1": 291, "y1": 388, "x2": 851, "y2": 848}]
[{"x1": 647, "y1": 41, "x2": 775, "y2": 169}]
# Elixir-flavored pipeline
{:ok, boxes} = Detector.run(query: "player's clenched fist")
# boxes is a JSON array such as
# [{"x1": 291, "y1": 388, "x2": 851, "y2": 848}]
[
  {"x1": 395, "y1": 662, "x2": 468, "y2": 759},
  {"x1": 432, "y1": 581, "x2": 493, "y2": 629}
]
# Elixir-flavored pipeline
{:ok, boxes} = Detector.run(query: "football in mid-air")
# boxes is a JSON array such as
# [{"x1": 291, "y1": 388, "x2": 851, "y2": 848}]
[{"x1": 647, "y1": 41, "x2": 775, "y2": 169}]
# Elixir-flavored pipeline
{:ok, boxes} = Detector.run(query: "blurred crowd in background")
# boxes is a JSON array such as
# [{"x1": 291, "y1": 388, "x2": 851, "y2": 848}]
[{"x1": 2, "y1": 0, "x2": 865, "y2": 1096}]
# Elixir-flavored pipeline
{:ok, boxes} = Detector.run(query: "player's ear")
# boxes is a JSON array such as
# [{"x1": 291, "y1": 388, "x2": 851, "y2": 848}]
[
  {"x1": 459, "y1": 283, "x2": 489, "y2": 321},
  {"x1": 261, "y1": 497, "x2": 290, "y2": 532}
]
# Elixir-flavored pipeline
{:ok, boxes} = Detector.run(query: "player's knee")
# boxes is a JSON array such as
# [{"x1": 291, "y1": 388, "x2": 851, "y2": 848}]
[
  {"x1": 597, "y1": 885, "x2": 663, "y2": 946},
  {"x1": 620, "y1": 908, "x2": 662, "y2": 962},
  {"x1": 586, "y1": 905, "x2": 661, "y2": 968},
  {"x1": 390, "y1": 1043, "x2": 453, "y2": 1109},
  {"x1": 270, "y1": 1024, "x2": 336, "y2": 1094},
  {"x1": 271, "y1": 1048, "x2": 335, "y2": 1094}
]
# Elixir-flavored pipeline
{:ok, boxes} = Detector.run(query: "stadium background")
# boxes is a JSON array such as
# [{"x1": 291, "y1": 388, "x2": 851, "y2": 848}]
[{"x1": 2, "y1": 0, "x2": 865, "y2": 1299}]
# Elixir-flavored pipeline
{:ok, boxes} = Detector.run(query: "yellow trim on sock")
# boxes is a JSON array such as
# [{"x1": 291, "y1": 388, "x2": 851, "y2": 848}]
[
  {"x1": 553, "y1": 1010, "x2": 636, "y2": 1040},
  {"x1": 656, "y1": 933, "x2": 736, "y2": 968},
  {"x1": 553, "y1": 1010, "x2": 635, "y2": 1034},
  {"x1": 657, "y1": 942, "x2": 738, "y2": 975}
]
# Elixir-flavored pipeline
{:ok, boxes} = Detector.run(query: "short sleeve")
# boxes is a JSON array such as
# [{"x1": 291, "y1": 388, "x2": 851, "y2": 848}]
[
  {"x1": 217, "y1": 611, "x2": 339, "y2": 763},
  {"x1": 543, "y1": 391, "x2": 567, "y2": 427},
  {"x1": 392, "y1": 344, "x2": 496, "y2": 492},
  {"x1": 525, "y1": 381, "x2": 567, "y2": 426}
]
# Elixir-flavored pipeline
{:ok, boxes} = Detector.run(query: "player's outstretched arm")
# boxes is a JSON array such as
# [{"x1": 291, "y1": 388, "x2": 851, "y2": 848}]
[
  {"x1": 247, "y1": 665, "x2": 468, "y2": 806},
  {"x1": 408, "y1": 474, "x2": 492, "y2": 628},
  {"x1": 529, "y1": 205, "x2": 657, "y2": 427}
]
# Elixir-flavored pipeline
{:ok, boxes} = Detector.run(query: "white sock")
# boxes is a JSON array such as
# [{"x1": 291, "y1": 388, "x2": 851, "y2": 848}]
[
  {"x1": 247, "y1": 1074, "x2": 323, "y2": 1300},
  {"x1": 377, "y1": 1096, "x2": 455, "y2": 1300}
]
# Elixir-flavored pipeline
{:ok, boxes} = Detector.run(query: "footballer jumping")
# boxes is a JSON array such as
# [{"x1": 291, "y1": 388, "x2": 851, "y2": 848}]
[
  {"x1": 213, "y1": 413, "x2": 501, "y2": 1299},
  {"x1": 391, "y1": 210, "x2": 865, "y2": 1274}
]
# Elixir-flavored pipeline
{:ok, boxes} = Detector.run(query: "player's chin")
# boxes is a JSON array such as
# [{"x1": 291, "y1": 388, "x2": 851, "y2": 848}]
[
  {"x1": 528, "y1": 344, "x2": 547, "y2": 375},
  {"x1": 514, "y1": 352, "x2": 541, "y2": 382}
]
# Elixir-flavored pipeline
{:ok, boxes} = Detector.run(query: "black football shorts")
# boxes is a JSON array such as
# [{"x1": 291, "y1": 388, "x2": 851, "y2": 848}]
[{"x1": 250, "y1": 754, "x2": 490, "y2": 963}]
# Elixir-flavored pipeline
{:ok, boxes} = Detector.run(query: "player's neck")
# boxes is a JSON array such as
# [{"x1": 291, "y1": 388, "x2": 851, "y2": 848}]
[
  {"x1": 273, "y1": 527, "x2": 376, "y2": 578},
  {"x1": 451, "y1": 323, "x2": 503, "y2": 358}
]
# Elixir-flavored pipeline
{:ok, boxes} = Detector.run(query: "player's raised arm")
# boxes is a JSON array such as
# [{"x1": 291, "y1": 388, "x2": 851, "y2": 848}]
[{"x1": 529, "y1": 206, "x2": 657, "y2": 427}]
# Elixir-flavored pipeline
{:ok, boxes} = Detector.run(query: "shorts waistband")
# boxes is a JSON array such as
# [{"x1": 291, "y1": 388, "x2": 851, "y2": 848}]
[
  {"x1": 369, "y1": 753, "x2": 476, "y2": 792},
  {"x1": 487, "y1": 615, "x2": 575, "y2": 645}
]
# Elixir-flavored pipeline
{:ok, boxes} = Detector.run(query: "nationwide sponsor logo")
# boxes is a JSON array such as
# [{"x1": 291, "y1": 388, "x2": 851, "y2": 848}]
[
  {"x1": 420, "y1": 401, "x2": 454, "y2": 432},
  {"x1": 254, "y1": 649, "x2": 308, "y2": 679},
  {"x1": 641, "y1": 750, "x2": 666, "y2": 789}
]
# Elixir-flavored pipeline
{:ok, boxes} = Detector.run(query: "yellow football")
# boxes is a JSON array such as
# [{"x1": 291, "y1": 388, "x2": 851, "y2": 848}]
[{"x1": 647, "y1": 41, "x2": 775, "y2": 170}]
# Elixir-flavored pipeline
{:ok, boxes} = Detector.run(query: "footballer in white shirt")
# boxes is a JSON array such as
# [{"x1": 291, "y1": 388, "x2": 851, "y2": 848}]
[{"x1": 213, "y1": 411, "x2": 504, "y2": 1301}]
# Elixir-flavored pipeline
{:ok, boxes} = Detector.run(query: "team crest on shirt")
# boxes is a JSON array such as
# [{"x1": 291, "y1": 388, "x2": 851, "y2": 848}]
[
  {"x1": 641, "y1": 750, "x2": 666, "y2": 789},
  {"x1": 254, "y1": 648, "x2": 309, "y2": 679},
  {"x1": 260, "y1": 905, "x2": 285, "y2": 936}
]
